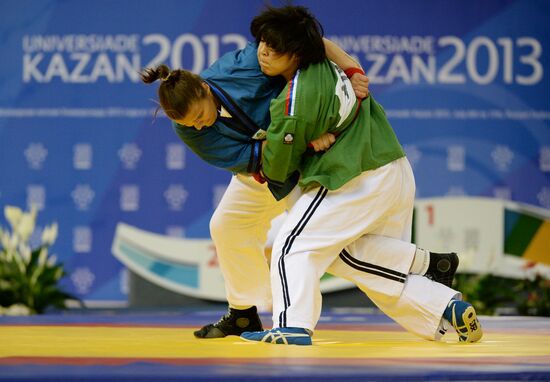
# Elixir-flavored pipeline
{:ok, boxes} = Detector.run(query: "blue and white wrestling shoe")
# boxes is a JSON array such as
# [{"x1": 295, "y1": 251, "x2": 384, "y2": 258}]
[
  {"x1": 240, "y1": 327, "x2": 312, "y2": 345},
  {"x1": 443, "y1": 299, "x2": 483, "y2": 343}
]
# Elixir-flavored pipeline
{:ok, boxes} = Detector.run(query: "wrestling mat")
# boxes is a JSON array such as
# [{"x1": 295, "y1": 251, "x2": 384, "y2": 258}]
[{"x1": 1, "y1": 308, "x2": 549, "y2": 381}]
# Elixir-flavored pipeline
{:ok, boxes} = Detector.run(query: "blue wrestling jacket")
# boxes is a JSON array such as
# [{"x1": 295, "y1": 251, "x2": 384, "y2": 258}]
[{"x1": 172, "y1": 42, "x2": 296, "y2": 200}]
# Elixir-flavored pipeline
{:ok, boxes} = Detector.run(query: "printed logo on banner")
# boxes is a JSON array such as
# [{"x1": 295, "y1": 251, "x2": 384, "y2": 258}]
[
  {"x1": 165, "y1": 225, "x2": 186, "y2": 237},
  {"x1": 212, "y1": 184, "x2": 228, "y2": 209},
  {"x1": 73, "y1": 143, "x2": 93, "y2": 170},
  {"x1": 73, "y1": 226, "x2": 92, "y2": 253},
  {"x1": 24, "y1": 143, "x2": 48, "y2": 169},
  {"x1": 491, "y1": 145, "x2": 514, "y2": 172},
  {"x1": 537, "y1": 187, "x2": 550, "y2": 208},
  {"x1": 403, "y1": 144, "x2": 422, "y2": 168},
  {"x1": 164, "y1": 184, "x2": 188, "y2": 211},
  {"x1": 494, "y1": 187, "x2": 512, "y2": 200},
  {"x1": 70, "y1": 267, "x2": 95, "y2": 295},
  {"x1": 166, "y1": 143, "x2": 185, "y2": 170},
  {"x1": 26, "y1": 185, "x2": 45, "y2": 211},
  {"x1": 327, "y1": 34, "x2": 543, "y2": 86},
  {"x1": 21, "y1": 33, "x2": 248, "y2": 84},
  {"x1": 120, "y1": 185, "x2": 140, "y2": 211},
  {"x1": 118, "y1": 143, "x2": 142, "y2": 170},
  {"x1": 540, "y1": 147, "x2": 550, "y2": 172},
  {"x1": 447, "y1": 146, "x2": 465, "y2": 172},
  {"x1": 71, "y1": 184, "x2": 95, "y2": 210}
]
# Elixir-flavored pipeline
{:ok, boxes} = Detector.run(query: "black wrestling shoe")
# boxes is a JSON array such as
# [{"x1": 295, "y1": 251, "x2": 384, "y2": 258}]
[
  {"x1": 425, "y1": 252, "x2": 459, "y2": 288},
  {"x1": 193, "y1": 306, "x2": 263, "y2": 338}
]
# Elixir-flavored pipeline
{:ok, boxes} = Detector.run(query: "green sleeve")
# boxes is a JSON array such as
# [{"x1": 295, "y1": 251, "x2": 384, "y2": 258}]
[{"x1": 262, "y1": 116, "x2": 311, "y2": 184}]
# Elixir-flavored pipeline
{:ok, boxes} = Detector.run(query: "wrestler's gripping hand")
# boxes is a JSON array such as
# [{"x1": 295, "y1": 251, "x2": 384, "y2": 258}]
[
  {"x1": 350, "y1": 72, "x2": 369, "y2": 99},
  {"x1": 308, "y1": 133, "x2": 336, "y2": 152}
]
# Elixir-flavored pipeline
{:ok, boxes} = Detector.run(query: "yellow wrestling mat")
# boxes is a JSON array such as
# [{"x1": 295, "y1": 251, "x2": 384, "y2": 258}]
[{"x1": 2, "y1": 326, "x2": 550, "y2": 360}]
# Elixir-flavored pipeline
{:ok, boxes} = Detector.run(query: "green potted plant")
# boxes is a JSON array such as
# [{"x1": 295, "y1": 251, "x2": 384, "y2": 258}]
[{"x1": 0, "y1": 205, "x2": 77, "y2": 314}]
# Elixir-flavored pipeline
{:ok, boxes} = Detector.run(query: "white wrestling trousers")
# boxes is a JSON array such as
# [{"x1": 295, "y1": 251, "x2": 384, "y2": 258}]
[
  {"x1": 270, "y1": 157, "x2": 457, "y2": 340},
  {"x1": 210, "y1": 160, "x2": 455, "y2": 340},
  {"x1": 210, "y1": 174, "x2": 287, "y2": 312}
]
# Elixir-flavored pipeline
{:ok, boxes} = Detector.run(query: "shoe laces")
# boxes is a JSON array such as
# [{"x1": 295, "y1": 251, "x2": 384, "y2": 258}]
[{"x1": 215, "y1": 309, "x2": 234, "y2": 326}]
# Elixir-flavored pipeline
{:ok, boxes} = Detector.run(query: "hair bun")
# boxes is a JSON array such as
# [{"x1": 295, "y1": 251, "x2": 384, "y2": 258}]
[{"x1": 157, "y1": 64, "x2": 172, "y2": 82}]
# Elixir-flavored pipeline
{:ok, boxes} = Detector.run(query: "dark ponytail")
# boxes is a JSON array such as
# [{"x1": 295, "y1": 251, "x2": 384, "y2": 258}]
[
  {"x1": 140, "y1": 64, "x2": 171, "y2": 83},
  {"x1": 140, "y1": 64, "x2": 207, "y2": 121}
]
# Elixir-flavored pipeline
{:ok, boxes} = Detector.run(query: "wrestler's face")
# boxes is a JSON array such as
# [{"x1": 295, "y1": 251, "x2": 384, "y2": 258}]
[
  {"x1": 257, "y1": 41, "x2": 299, "y2": 80},
  {"x1": 174, "y1": 83, "x2": 218, "y2": 130}
]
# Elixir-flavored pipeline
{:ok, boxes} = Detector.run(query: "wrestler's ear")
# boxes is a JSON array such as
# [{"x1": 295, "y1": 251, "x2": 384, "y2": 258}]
[
  {"x1": 290, "y1": 54, "x2": 300, "y2": 69},
  {"x1": 201, "y1": 82, "x2": 210, "y2": 92}
]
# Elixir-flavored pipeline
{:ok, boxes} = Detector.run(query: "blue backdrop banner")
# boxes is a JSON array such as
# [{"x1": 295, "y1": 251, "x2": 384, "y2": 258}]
[{"x1": 0, "y1": 0, "x2": 548, "y2": 304}]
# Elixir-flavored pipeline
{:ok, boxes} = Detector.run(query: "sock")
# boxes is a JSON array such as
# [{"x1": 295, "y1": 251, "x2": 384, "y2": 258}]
[
  {"x1": 229, "y1": 304, "x2": 254, "y2": 310},
  {"x1": 409, "y1": 247, "x2": 430, "y2": 275}
]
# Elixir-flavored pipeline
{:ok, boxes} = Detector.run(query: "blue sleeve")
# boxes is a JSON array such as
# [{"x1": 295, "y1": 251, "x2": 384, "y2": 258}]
[{"x1": 172, "y1": 123, "x2": 262, "y2": 174}]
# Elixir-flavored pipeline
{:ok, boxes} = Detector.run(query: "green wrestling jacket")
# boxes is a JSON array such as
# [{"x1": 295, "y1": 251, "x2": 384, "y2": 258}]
[{"x1": 262, "y1": 59, "x2": 405, "y2": 200}]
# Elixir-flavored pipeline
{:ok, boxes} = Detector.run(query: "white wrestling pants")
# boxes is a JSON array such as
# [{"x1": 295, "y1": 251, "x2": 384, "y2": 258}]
[{"x1": 210, "y1": 159, "x2": 457, "y2": 340}]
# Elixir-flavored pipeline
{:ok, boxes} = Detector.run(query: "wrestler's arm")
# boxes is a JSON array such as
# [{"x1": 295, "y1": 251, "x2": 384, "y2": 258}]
[
  {"x1": 324, "y1": 38, "x2": 369, "y2": 99},
  {"x1": 261, "y1": 117, "x2": 312, "y2": 185}
]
